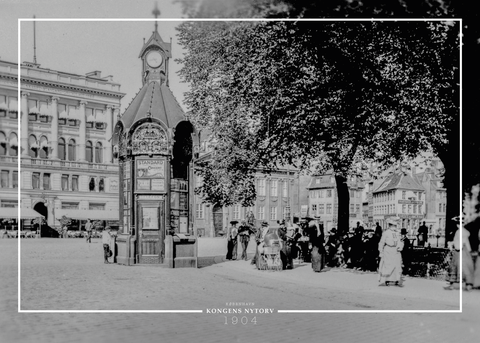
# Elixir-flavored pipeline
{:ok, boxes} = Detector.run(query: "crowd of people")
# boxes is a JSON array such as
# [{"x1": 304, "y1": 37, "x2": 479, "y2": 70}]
[
  {"x1": 223, "y1": 213, "x2": 480, "y2": 290},
  {"x1": 292, "y1": 218, "x2": 412, "y2": 278}
]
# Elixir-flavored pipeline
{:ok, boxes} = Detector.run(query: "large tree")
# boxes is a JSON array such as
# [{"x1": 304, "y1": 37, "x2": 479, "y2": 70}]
[
  {"x1": 178, "y1": 19, "x2": 459, "y2": 235},
  {"x1": 176, "y1": 0, "x2": 472, "y2": 247}
]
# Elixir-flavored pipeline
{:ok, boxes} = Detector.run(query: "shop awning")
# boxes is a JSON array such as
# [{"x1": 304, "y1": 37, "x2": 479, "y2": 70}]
[
  {"x1": 0, "y1": 207, "x2": 44, "y2": 219},
  {"x1": 54, "y1": 209, "x2": 119, "y2": 221}
]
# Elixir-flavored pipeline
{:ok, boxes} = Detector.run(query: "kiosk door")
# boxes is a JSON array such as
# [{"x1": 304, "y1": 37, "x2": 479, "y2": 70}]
[{"x1": 137, "y1": 200, "x2": 164, "y2": 264}]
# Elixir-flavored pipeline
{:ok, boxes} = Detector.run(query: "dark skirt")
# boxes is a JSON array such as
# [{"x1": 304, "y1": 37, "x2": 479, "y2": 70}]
[
  {"x1": 311, "y1": 246, "x2": 325, "y2": 272},
  {"x1": 226, "y1": 239, "x2": 237, "y2": 260},
  {"x1": 447, "y1": 250, "x2": 459, "y2": 283}
]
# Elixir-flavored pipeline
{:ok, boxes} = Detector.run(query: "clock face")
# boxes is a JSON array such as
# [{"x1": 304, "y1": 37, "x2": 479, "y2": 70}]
[{"x1": 146, "y1": 50, "x2": 163, "y2": 68}]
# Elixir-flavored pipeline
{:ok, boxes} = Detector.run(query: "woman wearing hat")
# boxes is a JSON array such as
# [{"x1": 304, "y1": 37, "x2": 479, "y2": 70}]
[
  {"x1": 445, "y1": 216, "x2": 474, "y2": 291},
  {"x1": 378, "y1": 216, "x2": 404, "y2": 286}
]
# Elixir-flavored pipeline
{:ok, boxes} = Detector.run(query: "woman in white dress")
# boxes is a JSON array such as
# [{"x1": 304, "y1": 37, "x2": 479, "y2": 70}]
[{"x1": 378, "y1": 217, "x2": 404, "y2": 287}]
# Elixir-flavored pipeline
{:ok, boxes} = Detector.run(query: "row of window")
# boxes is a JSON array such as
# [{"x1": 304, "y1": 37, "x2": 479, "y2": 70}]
[
  {"x1": 0, "y1": 95, "x2": 17, "y2": 111},
  {"x1": 28, "y1": 113, "x2": 106, "y2": 129},
  {"x1": 0, "y1": 170, "x2": 18, "y2": 188},
  {"x1": 195, "y1": 204, "x2": 289, "y2": 221},
  {"x1": 0, "y1": 131, "x2": 18, "y2": 156},
  {"x1": 0, "y1": 131, "x2": 106, "y2": 164},
  {"x1": 374, "y1": 191, "x2": 423, "y2": 203},
  {"x1": 30, "y1": 172, "x2": 105, "y2": 192},
  {"x1": 312, "y1": 203, "x2": 334, "y2": 215},
  {"x1": 257, "y1": 179, "x2": 289, "y2": 197},
  {"x1": 61, "y1": 202, "x2": 106, "y2": 210},
  {"x1": 25, "y1": 136, "x2": 104, "y2": 163},
  {"x1": 310, "y1": 189, "x2": 334, "y2": 199},
  {"x1": 374, "y1": 204, "x2": 423, "y2": 215},
  {"x1": 437, "y1": 191, "x2": 447, "y2": 200},
  {"x1": 57, "y1": 138, "x2": 104, "y2": 163},
  {"x1": 438, "y1": 203, "x2": 446, "y2": 213}
]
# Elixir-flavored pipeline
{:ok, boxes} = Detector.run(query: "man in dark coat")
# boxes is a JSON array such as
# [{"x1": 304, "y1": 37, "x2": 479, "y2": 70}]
[
  {"x1": 325, "y1": 228, "x2": 339, "y2": 267},
  {"x1": 417, "y1": 221, "x2": 429, "y2": 247},
  {"x1": 238, "y1": 220, "x2": 254, "y2": 261},
  {"x1": 401, "y1": 228, "x2": 412, "y2": 275}
]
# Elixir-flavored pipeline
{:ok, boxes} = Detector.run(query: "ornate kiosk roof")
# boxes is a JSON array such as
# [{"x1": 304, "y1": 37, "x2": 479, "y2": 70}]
[{"x1": 118, "y1": 81, "x2": 185, "y2": 131}]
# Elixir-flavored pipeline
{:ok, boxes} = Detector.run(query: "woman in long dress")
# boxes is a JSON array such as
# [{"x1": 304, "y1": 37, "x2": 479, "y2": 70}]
[
  {"x1": 445, "y1": 216, "x2": 475, "y2": 290},
  {"x1": 378, "y1": 217, "x2": 404, "y2": 286},
  {"x1": 225, "y1": 221, "x2": 238, "y2": 260},
  {"x1": 310, "y1": 218, "x2": 325, "y2": 273}
]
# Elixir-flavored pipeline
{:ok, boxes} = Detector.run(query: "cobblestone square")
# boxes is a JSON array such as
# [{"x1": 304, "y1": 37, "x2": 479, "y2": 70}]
[{"x1": 0, "y1": 238, "x2": 478, "y2": 343}]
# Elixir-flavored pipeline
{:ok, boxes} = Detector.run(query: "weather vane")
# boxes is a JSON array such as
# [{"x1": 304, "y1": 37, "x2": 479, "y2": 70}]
[{"x1": 152, "y1": 2, "x2": 161, "y2": 32}]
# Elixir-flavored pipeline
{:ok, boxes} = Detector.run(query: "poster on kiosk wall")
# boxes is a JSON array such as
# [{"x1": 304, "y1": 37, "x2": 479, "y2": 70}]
[{"x1": 135, "y1": 158, "x2": 166, "y2": 192}]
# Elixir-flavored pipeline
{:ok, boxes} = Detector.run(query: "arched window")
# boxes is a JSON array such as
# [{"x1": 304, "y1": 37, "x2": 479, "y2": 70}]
[
  {"x1": 39, "y1": 136, "x2": 48, "y2": 159},
  {"x1": 98, "y1": 178, "x2": 104, "y2": 192},
  {"x1": 28, "y1": 134, "x2": 38, "y2": 158},
  {"x1": 68, "y1": 139, "x2": 76, "y2": 161},
  {"x1": 89, "y1": 177, "x2": 96, "y2": 191},
  {"x1": 0, "y1": 131, "x2": 6, "y2": 156},
  {"x1": 58, "y1": 138, "x2": 66, "y2": 160},
  {"x1": 95, "y1": 142, "x2": 103, "y2": 163},
  {"x1": 86, "y1": 141, "x2": 93, "y2": 163},
  {"x1": 8, "y1": 132, "x2": 18, "y2": 156}
]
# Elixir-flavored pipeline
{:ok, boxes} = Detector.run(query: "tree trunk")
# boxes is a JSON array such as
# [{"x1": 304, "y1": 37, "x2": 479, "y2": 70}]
[
  {"x1": 437, "y1": 115, "x2": 460, "y2": 247},
  {"x1": 335, "y1": 174, "x2": 350, "y2": 237}
]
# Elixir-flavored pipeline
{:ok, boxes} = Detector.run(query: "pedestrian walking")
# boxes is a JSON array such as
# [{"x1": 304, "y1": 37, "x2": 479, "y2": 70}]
[
  {"x1": 62, "y1": 225, "x2": 68, "y2": 239},
  {"x1": 324, "y1": 228, "x2": 338, "y2": 267},
  {"x1": 238, "y1": 220, "x2": 253, "y2": 261},
  {"x1": 102, "y1": 226, "x2": 113, "y2": 264},
  {"x1": 445, "y1": 216, "x2": 474, "y2": 291},
  {"x1": 85, "y1": 219, "x2": 93, "y2": 243},
  {"x1": 310, "y1": 216, "x2": 325, "y2": 273},
  {"x1": 226, "y1": 221, "x2": 239, "y2": 260},
  {"x1": 378, "y1": 216, "x2": 404, "y2": 287},
  {"x1": 360, "y1": 229, "x2": 378, "y2": 272},
  {"x1": 416, "y1": 221, "x2": 428, "y2": 247},
  {"x1": 374, "y1": 222, "x2": 383, "y2": 240},
  {"x1": 251, "y1": 221, "x2": 269, "y2": 265}
]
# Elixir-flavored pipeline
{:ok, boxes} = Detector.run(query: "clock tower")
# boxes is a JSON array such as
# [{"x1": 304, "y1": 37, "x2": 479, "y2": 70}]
[
  {"x1": 138, "y1": 23, "x2": 171, "y2": 86},
  {"x1": 113, "y1": 10, "x2": 199, "y2": 268}
]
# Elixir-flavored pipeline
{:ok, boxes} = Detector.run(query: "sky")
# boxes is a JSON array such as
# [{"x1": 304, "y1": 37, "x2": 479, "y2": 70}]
[{"x1": 1, "y1": 0, "x2": 191, "y2": 113}]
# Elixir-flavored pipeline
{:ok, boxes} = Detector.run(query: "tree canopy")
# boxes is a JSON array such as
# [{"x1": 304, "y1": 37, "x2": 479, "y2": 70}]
[{"x1": 178, "y1": 20, "x2": 458, "y2": 222}]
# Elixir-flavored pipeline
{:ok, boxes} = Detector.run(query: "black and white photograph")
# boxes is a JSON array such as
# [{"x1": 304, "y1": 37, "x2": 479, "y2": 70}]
[{"x1": 0, "y1": 0, "x2": 479, "y2": 342}]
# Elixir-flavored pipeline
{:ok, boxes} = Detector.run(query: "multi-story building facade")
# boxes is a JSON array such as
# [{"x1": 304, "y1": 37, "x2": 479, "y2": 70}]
[
  {"x1": 0, "y1": 59, "x2": 124, "y2": 232},
  {"x1": 415, "y1": 160, "x2": 447, "y2": 235},
  {"x1": 371, "y1": 170, "x2": 425, "y2": 233},
  {"x1": 192, "y1": 133, "x2": 301, "y2": 237},
  {"x1": 306, "y1": 172, "x2": 365, "y2": 231}
]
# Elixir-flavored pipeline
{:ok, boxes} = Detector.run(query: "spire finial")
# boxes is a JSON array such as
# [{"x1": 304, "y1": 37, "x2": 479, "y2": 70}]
[
  {"x1": 33, "y1": 15, "x2": 37, "y2": 64},
  {"x1": 152, "y1": 2, "x2": 160, "y2": 32}
]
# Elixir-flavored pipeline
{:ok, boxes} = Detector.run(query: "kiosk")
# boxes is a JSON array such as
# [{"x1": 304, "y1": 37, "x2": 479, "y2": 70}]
[{"x1": 113, "y1": 23, "x2": 197, "y2": 267}]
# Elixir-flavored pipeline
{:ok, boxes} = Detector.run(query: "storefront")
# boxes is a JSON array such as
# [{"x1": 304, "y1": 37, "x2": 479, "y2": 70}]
[{"x1": 0, "y1": 207, "x2": 44, "y2": 237}]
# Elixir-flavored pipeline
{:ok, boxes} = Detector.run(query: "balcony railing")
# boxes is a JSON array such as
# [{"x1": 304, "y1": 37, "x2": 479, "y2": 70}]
[
  {"x1": 15, "y1": 157, "x2": 118, "y2": 171},
  {"x1": 0, "y1": 155, "x2": 18, "y2": 164}
]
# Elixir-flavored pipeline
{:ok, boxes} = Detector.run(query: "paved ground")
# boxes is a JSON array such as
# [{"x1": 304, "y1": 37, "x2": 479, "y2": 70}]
[{"x1": 1, "y1": 238, "x2": 479, "y2": 343}]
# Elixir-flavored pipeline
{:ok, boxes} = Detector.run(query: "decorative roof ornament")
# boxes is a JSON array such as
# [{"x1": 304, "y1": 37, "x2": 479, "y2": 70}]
[
  {"x1": 152, "y1": 2, "x2": 161, "y2": 33},
  {"x1": 131, "y1": 123, "x2": 168, "y2": 155}
]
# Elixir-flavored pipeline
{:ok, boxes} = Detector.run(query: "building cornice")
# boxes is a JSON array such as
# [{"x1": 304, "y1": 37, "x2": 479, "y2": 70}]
[{"x1": 0, "y1": 74, "x2": 125, "y2": 100}]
